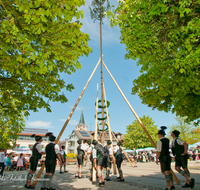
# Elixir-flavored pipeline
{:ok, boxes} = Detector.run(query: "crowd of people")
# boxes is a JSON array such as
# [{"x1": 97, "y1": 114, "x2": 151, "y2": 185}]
[
  {"x1": 0, "y1": 149, "x2": 31, "y2": 175},
  {"x1": 0, "y1": 128, "x2": 199, "y2": 190}
]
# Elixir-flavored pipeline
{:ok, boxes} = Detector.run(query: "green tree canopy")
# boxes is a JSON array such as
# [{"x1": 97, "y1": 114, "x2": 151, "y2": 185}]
[
  {"x1": 109, "y1": 0, "x2": 200, "y2": 124},
  {"x1": 167, "y1": 117, "x2": 199, "y2": 144},
  {"x1": 123, "y1": 115, "x2": 159, "y2": 149},
  {"x1": 0, "y1": 0, "x2": 92, "y2": 148},
  {"x1": 89, "y1": 0, "x2": 110, "y2": 23}
]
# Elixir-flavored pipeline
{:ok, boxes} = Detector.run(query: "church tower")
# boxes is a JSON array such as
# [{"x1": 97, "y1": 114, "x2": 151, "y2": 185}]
[{"x1": 76, "y1": 110, "x2": 87, "y2": 131}]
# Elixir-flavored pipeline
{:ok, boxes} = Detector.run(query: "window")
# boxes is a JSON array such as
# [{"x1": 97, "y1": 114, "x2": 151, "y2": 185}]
[{"x1": 79, "y1": 131, "x2": 89, "y2": 137}]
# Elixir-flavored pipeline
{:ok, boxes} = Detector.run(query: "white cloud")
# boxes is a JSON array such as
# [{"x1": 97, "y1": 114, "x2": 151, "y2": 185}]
[
  {"x1": 59, "y1": 119, "x2": 78, "y2": 126},
  {"x1": 79, "y1": 0, "x2": 120, "y2": 45},
  {"x1": 27, "y1": 121, "x2": 53, "y2": 128}
]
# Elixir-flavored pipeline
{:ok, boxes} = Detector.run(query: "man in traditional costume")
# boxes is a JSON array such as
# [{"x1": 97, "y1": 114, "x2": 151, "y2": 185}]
[
  {"x1": 171, "y1": 130, "x2": 195, "y2": 189},
  {"x1": 92, "y1": 140, "x2": 107, "y2": 186},
  {"x1": 114, "y1": 141, "x2": 124, "y2": 182},
  {"x1": 75, "y1": 140, "x2": 86, "y2": 178},
  {"x1": 60, "y1": 145, "x2": 68, "y2": 173},
  {"x1": 41, "y1": 134, "x2": 62, "y2": 190},
  {"x1": 104, "y1": 140, "x2": 113, "y2": 181},
  {"x1": 156, "y1": 126, "x2": 174, "y2": 190},
  {"x1": 25, "y1": 135, "x2": 45, "y2": 189}
]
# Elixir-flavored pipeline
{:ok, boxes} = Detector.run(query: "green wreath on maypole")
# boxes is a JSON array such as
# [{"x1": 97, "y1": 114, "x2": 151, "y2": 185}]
[{"x1": 94, "y1": 99, "x2": 110, "y2": 131}]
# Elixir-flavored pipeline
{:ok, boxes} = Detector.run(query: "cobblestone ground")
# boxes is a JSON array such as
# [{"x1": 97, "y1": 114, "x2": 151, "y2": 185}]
[{"x1": 0, "y1": 161, "x2": 199, "y2": 190}]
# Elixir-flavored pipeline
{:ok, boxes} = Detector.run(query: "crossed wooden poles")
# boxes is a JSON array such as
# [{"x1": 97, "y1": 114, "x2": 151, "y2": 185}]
[{"x1": 32, "y1": 58, "x2": 179, "y2": 187}]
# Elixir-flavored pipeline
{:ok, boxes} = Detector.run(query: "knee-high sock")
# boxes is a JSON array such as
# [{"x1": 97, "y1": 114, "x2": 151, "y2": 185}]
[
  {"x1": 47, "y1": 175, "x2": 53, "y2": 189},
  {"x1": 64, "y1": 165, "x2": 66, "y2": 171},
  {"x1": 42, "y1": 175, "x2": 49, "y2": 188},
  {"x1": 60, "y1": 165, "x2": 62, "y2": 172},
  {"x1": 107, "y1": 170, "x2": 110, "y2": 179}
]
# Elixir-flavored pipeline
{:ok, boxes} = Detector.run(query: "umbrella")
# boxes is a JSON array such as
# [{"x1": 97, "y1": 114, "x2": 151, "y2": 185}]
[
  {"x1": 13, "y1": 147, "x2": 30, "y2": 151},
  {"x1": 124, "y1": 149, "x2": 134, "y2": 153}
]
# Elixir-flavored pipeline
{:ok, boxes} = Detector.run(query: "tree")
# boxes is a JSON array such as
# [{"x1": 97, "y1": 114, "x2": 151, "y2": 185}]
[
  {"x1": 123, "y1": 115, "x2": 159, "y2": 149},
  {"x1": 167, "y1": 117, "x2": 199, "y2": 144},
  {"x1": 0, "y1": 0, "x2": 92, "y2": 148},
  {"x1": 109, "y1": 0, "x2": 200, "y2": 124}
]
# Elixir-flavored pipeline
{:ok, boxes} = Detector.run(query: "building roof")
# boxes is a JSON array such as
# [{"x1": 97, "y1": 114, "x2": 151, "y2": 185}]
[
  {"x1": 72, "y1": 130, "x2": 121, "y2": 142},
  {"x1": 17, "y1": 133, "x2": 46, "y2": 136},
  {"x1": 79, "y1": 110, "x2": 85, "y2": 125}
]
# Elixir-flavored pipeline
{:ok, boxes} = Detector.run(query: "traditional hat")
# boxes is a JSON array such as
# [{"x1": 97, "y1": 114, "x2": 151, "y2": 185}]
[
  {"x1": 61, "y1": 145, "x2": 65, "y2": 149},
  {"x1": 117, "y1": 141, "x2": 122, "y2": 146},
  {"x1": 31, "y1": 134, "x2": 42, "y2": 141},
  {"x1": 87, "y1": 140, "x2": 91, "y2": 145},
  {"x1": 157, "y1": 126, "x2": 167, "y2": 136},
  {"x1": 107, "y1": 140, "x2": 112, "y2": 145},
  {"x1": 77, "y1": 140, "x2": 82, "y2": 144},
  {"x1": 171, "y1": 130, "x2": 180, "y2": 137},
  {"x1": 92, "y1": 140, "x2": 98, "y2": 145},
  {"x1": 45, "y1": 132, "x2": 56, "y2": 141}
]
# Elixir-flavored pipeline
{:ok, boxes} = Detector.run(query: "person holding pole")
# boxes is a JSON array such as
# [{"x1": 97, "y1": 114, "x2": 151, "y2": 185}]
[
  {"x1": 114, "y1": 141, "x2": 124, "y2": 182},
  {"x1": 171, "y1": 130, "x2": 195, "y2": 189},
  {"x1": 156, "y1": 126, "x2": 174, "y2": 190},
  {"x1": 104, "y1": 140, "x2": 113, "y2": 181},
  {"x1": 92, "y1": 140, "x2": 107, "y2": 186},
  {"x1": 75, "y1": 140, "x2": 86, "y2": 178},
  {"x1": 41, "y1": 133, "x2": 62, "y2": 190},
  {"x1": 25, "y1": 135, "x2": 45, "y2": 189}
]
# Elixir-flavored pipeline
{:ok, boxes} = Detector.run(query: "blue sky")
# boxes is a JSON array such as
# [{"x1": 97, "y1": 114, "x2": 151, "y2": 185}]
[{"x1": 25, "y1": 0, "x2": 177, "y2": 141}]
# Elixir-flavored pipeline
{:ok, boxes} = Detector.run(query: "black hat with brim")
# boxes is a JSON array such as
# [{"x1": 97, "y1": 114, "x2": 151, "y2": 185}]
[
  {"x1": 157, "y1": 130, "x2": 166, "y2": 136},
  {"x1": 172, "y1": 130, "x2": 180, "y2": 137},
  {"x1": 49, "y1": 135, "x2": 56, "y2": 141}
]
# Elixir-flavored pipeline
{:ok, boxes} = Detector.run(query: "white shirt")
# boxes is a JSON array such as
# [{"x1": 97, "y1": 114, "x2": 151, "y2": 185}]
[
  {"x1": 92, "y1": 148, "x2": 97, "y2": 159},
  {"x1": 88, "y1": 145, "x2": 94, "y2": 153},
  {"x1": 80, "y1": 144, "x2": 86, "y2": 151},
  {"x1": 170, "y1": 138, "x2": 185, "y2": 148},
  {"x1": 156, "y1": 137, "x2": 166, "y2": 152},
  {"x1": 36, "y1": 142, "x2": 43, "y2": 153},
  {"x1": 108, "y1": 147, "x2": 113, "y2": 156},
  {"x1": 114, "y1": 145, "x2": 119, "y2": 153},
  {"x1": 13, "y1": 156, "x2": 19, "y2": 162},
  {"x1": 0, "y1": 152, "x2": 5, "y2": 163},
  {"x1": 60, "y1": 149, "x2": 65, "y2": 155},
  {"x1": 50, "y1": 142, "x2": 60, "y2": 154}
]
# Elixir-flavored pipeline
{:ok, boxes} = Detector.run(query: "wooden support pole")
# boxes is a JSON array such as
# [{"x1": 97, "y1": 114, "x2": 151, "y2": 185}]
[
  {"x1": 93, "y1": 83, "x2": 99, "y2": 182},
  {"x1": 32, "y1": 59, "x2": 101, "y2": 187},
  {"x1": 111, "y1": 131, "x2": 134, "y2": 168},
  {"x1": 103, "y1": 61, "x2": 180, "y2": 185},
  {"x1": 103, "y1": 83, "x2": 117, "y2": 175}
]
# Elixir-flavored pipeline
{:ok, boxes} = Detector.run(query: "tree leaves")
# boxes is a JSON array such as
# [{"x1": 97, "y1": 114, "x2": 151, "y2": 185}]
[
  {"x1": 123, "y1": 115, "x2": 159, "y2": 149},
  {"x1": 109, "y1": 0, "x2": 200, "y2": 124},
  {"x1": 0, "y1": 0, "x2": 92, "y2": 148}
]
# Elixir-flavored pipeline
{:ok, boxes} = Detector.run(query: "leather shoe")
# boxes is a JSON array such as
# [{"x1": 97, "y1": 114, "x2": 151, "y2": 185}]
[
  {"x1": 182, "y1": 183, "x2": 190, "y2": 188},
  {"x1": 171, "y1": 185, "x2": 175, "y2": 189},
  {"x1": 189, "y1": 178, "x2": 195, "y2": 189}
]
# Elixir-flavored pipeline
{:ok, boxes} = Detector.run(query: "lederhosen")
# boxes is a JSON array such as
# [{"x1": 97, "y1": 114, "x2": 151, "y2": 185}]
[
  {"x1": 45, "y1": 143, "x2": 57, "y2": 174},
  {"x1": 159, "y1": 138, "x2": 171, "y2": 172},
  {"x1": 95, "y1": 144, "x2": 107, "y2": 167},
  {"x1": 30, "y1": 142, "x2": 42, "y2": 171},
  {"x1": 61, "y1": 150, "x2": 66, "y2": 163},
  {"x1": 115, "y1": 146, "x2": 123, "y2": 169},
  {"x1": 77, "y1": 145, "x2": 84, "y2": 166},
  {"x1": 172, "y1": 138, "x2": 188, "y2": 168},
  {"x1": 104, "y1": 145, "x2": 111, "y2": 168}
]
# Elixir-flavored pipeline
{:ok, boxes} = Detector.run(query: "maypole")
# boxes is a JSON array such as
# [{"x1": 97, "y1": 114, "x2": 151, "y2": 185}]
[{"x1": 89, "y1": 0, "x2": 110, "y2": 145}]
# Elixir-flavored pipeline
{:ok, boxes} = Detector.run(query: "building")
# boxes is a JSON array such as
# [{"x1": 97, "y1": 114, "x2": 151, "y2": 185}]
[
  {"x1": 15, "y1": 128, "x2": 49, "y2": 149},
  {"x1": 66, "y1": 110, "x2": 124, "y2": 154}
]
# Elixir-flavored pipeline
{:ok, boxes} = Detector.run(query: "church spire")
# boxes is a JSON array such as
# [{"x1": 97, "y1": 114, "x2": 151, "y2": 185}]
[{"x1": 79, "y1": 110, "x2": 85, "y2": 125}]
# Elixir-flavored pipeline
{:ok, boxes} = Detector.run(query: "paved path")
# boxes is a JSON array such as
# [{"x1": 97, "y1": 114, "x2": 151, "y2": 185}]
[{"x1": 0, "y1": 161, "x2": 199, "y2": 190}]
